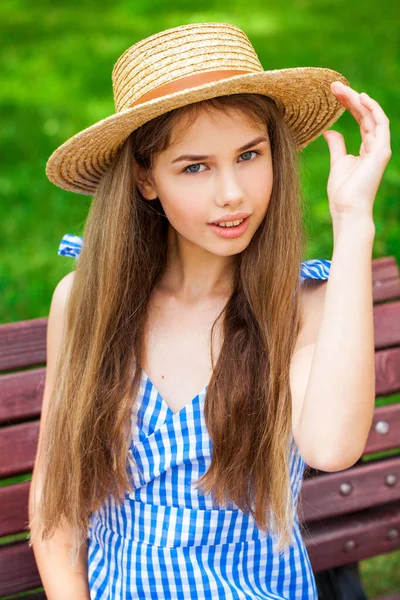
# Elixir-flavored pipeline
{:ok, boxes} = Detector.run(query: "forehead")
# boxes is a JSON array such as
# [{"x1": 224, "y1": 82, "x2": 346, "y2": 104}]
[{"x1": 168, "y1": 105, "x2": 267, "y2": 149}]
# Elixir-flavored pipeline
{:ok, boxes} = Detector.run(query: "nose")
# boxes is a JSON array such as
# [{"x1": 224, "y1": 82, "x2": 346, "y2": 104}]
[{"x1": 214, "y1": 167, "x2": 244, "y2": 208}]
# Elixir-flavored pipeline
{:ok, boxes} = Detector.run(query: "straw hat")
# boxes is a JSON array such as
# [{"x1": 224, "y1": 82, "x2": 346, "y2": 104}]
[{"x1": 45, "y1": 22, "x2": 349, "y2": 196}]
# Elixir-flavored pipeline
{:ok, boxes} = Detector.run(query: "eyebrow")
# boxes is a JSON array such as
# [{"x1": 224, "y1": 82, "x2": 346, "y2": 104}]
[{"x1": 170, "y1": 135, "x2": 268, "y2": 164}]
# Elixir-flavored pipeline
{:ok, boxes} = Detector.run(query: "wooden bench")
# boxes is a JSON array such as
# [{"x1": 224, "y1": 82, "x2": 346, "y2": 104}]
[
  {"x1": 0, "y1": 256, "x2": 399, "y2": 599},
  {"x1": 299, "y1": 255, "x2": 400, "y2": 599}
]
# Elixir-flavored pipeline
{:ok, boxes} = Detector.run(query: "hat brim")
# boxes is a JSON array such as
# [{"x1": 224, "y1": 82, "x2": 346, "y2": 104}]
[{"x1": 45, "y1": 67, "x2": 349, "y2": 195}]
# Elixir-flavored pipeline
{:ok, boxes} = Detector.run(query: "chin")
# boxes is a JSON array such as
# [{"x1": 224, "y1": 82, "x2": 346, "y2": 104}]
[{"x1": 208, "y1": 241, "x2": 252, "y2": 257}]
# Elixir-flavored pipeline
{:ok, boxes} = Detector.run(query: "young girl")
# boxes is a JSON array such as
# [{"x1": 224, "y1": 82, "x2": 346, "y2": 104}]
[{"x1": 29, "y1": 21, "x2": 391, "y2": 600}]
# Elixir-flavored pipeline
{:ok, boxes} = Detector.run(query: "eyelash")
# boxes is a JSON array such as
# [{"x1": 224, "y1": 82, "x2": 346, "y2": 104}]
[{"x1": 183, "y1": 150, "x2": 260, "y2": 174}]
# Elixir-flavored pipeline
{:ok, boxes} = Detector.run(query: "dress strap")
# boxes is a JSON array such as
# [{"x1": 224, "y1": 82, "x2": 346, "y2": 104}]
[
  {"x1": 58, "y1": 233, "x2": 84, "y2": 260},
  {"x1": 300, "y1": 258, "x2": 331, "y2": 284}
]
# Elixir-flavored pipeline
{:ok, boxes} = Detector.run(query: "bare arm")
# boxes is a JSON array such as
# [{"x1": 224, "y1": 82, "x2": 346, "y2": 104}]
[
  {"x1": 29, "y1": 271, "x2": 91, "y2": 599},
  {"x1": 28, "y1": 506, "x2": 90, "y2": 600},
  {"x1": 291, "y1": 217, "x2": 376, "y2": 472}
]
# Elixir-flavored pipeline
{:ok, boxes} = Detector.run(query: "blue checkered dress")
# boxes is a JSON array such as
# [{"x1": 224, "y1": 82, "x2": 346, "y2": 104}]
[{"x1": 58, "y1": 233, "x2": 331, "y2": 599}]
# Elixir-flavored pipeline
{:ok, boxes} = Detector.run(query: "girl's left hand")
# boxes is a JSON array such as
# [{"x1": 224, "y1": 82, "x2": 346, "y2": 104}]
[{"x1": 322, "y1": 81, "x2": 392, "y2": 222}]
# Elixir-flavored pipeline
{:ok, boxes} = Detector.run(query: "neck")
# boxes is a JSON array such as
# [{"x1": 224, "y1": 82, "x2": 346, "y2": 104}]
[{"x1": 159, "y1": 225, "x2": 236, "y2": 302}]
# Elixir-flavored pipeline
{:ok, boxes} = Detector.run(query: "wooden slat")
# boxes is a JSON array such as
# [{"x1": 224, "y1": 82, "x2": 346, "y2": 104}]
[
  {"x1": 0, "y1": 421, "x2": 39, "y2": 478},
  {"x1": 0, "y1": 345, "x2": 397, "y2": 428},
  {"x1": 299, "y1": 456, "x2": 400, "y2": 522},
  {"x1": 0, "y1": 368, "x2": 46, "y2": 425},
  {"x1": 3, "y1": 451, "x2": 399, "y2": 535},
  {"x1": 364, "y1": 403, "x2": 400, "y2": 454},
  {"x1": 376, "y1": 347, "x2": 400, "y2": 395},
  {"x1": 0, "y1": 317, "x2": 47, "y2": 372},
  {"x1": 0, "y1": 401, "x2": 398, "y2": 492},
  {"x1": 3, "y1": 459, "x2": 399, "y2": 536},
  {"x1": 1, "y1": 398, "x2": 397, "y2": 481},
  {"x1": 374, "y1": 302, "x2": 400, "y2": 349},
  {"x1": 372, "y1": 256, "x2": 400, "y2": 303},
  {"x1": 304, "y1": 500, "x2": 400, "y2": 572},
  {"x1": 0, "y1": 541, "x2": 43, "y2": 596},
  {"x1": 0, "y1": 481, "x2": 30, "y2": 537}
]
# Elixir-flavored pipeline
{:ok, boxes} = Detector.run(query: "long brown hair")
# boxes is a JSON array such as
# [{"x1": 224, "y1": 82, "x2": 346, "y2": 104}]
[{"x1": 29, "y1": 93, "x2": 306, "y2": 563}]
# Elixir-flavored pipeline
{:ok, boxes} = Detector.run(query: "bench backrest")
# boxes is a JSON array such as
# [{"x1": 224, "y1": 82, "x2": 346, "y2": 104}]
[
  {"x1": 0, "y1": 256, "x2": 399, "y2": 596},
  {"x1": 298, "y1": 256, "x2": 400, "y2": 572}
]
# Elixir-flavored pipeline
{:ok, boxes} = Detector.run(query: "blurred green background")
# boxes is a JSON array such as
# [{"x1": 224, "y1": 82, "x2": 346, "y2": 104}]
[{"x1": 1, "y1": 0, "x2": 399, "y2": 597}]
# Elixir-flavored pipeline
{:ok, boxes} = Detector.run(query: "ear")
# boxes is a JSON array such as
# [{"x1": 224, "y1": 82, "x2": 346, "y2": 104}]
[{"x1": 132, "y1": 157, "x2": 158, "y2": 200}]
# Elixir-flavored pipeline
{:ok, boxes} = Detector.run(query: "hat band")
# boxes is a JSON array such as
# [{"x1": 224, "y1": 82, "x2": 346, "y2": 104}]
[{"x1": 126, "y1": 69, "x2": 254, "y2": 110}]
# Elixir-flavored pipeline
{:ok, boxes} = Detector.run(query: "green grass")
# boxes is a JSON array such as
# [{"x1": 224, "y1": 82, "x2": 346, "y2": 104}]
[
  {"x1": 1, "y1": 0, "x2": 399, "y2": 596},
  {"x1": 1, "y1": 0, "x2": 399, "y2": 323}
]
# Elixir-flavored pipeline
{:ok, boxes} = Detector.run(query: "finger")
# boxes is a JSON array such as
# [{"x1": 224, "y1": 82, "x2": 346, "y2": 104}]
[
  {"x1": 331, "y1": 82, "x2": 375, "y2": 134},
  {"x1": 323, "y1": 130, "x2": 347, "y2": 165},
  {"x1": 356, "y1": 98, "x2": 376, "y2": 135},
  {"x1": 359, "y1": 92, "x2": 391, "y2": 149}
]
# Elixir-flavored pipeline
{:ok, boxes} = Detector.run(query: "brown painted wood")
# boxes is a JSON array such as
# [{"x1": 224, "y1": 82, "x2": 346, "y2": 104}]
[
  {"x1": 304, "y1": 500, "x2": 400, "y2": 572},
  {"x1": 1, "y1": 396, "x2": 396, "y2": 485},
  {"x1": 365, "y1": 403, "x2": 400, "y2": 454},
  {"x1": 0, "y1": 317, "x2": 47, "y2": 372},
  {"x1": 0, "y1": 541, "x2": 43, "y2": 595},
  {"x1": 0, "y1": 421, "x2": 40, "y2": 478},
  {"x1": 299, "y1": 456, "x2": 400, "y2": 522},
  {"x1": 0, "y1": 367, "x2": 46, "y2": 425},
  {"x1": 0, "y1": 341, "x2": 394, "y2": 431},
  {"x1": 374, "y1": 302, "x2": 400, "y2": 349},
  {"x1": 375, "y1": 347, "x2": 400, "y2": 395},
  {"x1": 371, "y1": 256, "x2": 400, "y2": 303},
  {"x1": 0, "y1": 481, "x2": 30, "y2": 537}
]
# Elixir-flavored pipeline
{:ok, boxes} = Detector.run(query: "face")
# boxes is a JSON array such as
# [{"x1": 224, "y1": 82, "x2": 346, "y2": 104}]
[{"x1": 134, "y1": 107, "x2": 274, "y2": 258}]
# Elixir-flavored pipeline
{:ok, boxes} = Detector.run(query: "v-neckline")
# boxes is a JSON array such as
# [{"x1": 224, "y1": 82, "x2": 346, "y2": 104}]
[{"x1": 142, "y1": 369, "x2": 209, "y2": 418}]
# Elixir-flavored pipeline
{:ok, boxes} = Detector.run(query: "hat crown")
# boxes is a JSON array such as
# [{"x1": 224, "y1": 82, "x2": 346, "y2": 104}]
[{"x1": 112, "y1": 22, "x2": 264, "y2": 112}]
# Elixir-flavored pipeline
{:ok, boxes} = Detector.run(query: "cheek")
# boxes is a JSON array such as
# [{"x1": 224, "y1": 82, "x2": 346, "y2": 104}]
[
  {"x1": 248, "y1": 163, "x2": 273, "y2": 210},
  {"x1": 259, "y1": 161, "x2": 273, "y2": 191},
  {"x1": 162, "y1": 194, "x2": 206, "y2": 229}
]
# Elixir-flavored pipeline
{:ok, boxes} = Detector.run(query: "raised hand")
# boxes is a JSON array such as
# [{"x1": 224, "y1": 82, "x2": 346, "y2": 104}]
[{"x1": 322, "y1": 81, "x2": 392, "y2": 223}]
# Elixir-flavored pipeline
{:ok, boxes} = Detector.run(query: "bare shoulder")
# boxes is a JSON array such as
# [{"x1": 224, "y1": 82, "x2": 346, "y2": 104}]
[
  {"x1": 53, "y1": 271, "x2": 75, "y2": 305},
  {"x1": 293, "y1": 279, "x2": 329, "y2": 355},
  {"x1": 47, "y1": 271, "x2": 76, "y2": 351},
  {"x1": 45, "y1": 270, "x2": 76, "y2": 399}
]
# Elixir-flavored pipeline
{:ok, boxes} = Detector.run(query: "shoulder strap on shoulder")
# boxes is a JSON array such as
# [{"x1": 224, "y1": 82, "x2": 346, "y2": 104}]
[
  {"x1": 300, "y1": 258, "x2": 331, "y2": 284},
  {"x1": 58, "y1": 233, "x2": 84, "y2": 260}
]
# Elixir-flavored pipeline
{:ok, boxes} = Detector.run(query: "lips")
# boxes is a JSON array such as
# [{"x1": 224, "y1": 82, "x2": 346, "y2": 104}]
[
  {"x1": 207, "y1": 215, "x2": 250, "y2": 239},
  {"x1": 210, "y1": 212, "x2": 251, "y2": 225},
  {"x1": 214, "y1": 218, "x2": 244, "y2": 228}
]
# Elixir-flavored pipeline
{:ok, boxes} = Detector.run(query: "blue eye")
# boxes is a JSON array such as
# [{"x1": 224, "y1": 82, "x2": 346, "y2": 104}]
[
  {"x1": 239, "y1": 149, "x2": 260, "y2": 164},
  {"x1": 185, "y1": 163, "x2": 205, "y2": 174},
  {"x1": 183, "y1": 150, "x2": 259, "y2": 174}
]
